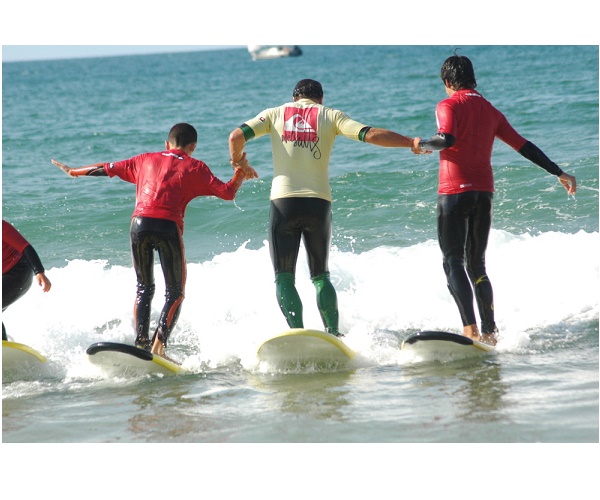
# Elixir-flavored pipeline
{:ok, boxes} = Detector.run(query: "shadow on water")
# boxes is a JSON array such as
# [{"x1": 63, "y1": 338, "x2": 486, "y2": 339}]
[{"x1": 401, "y1": 357, "x2": 510, "y2": 424}]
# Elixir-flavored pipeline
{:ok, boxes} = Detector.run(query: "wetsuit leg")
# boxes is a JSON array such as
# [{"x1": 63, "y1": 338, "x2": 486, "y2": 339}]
[
  {"x1": 311, "y1": 273, "x2": 339, "y2": 335},
  {"x1": 153, "y1": 224, "x2": 186, "y2": 347},
  {"x1": 270, "y1": 200, "x2": 304, "y2": 328},
  {"x1": 437, "y1": 193, "x2": 478, "y2": 327},
  {"x1": 270, "y1": 198, "x2": 339, "y2": 334},
  {"x1": 274, "y1": 272, "x2": 303, "y2": 328},
  {"x1": 130, "y1": 216, "x2": 185, "y2": 349},
  {"x1": 465, "y1": 192, "x2": 497, "y2": 334},
  {"x1": 130, "y1": 218, "x2": 156, "y2": 348},
  {"x1": 2, "y1": 257, "x2": 34, "y2": 340},
  {"x1": 301, "y1": 199, "x2": 339, "y2": 335}
]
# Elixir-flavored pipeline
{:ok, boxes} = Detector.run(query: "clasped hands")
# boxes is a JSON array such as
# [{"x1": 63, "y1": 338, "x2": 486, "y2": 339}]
[{"x1": 230, "y1": 153, "x2": 258, "y2": 180}]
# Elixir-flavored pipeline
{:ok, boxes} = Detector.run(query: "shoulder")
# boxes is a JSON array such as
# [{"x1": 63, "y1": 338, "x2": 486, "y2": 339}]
[{"x1": 187, "y1": 157, "x2": 211, "y2": 173}]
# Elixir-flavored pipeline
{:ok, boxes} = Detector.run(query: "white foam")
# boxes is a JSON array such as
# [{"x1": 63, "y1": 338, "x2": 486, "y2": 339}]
[{"x1": 4, "y1": 229, "x2": 598, "y2": 371}]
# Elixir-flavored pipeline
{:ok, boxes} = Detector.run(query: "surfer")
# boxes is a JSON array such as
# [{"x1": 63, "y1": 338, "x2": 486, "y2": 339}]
[
  {"x1": 417, "y1": 53, "x2": 577, "y2": 346},
  {"x1": 52, "y1": 123, "x2": 257, "y2": 357},
  {"x1": 229, "y1": 79, "x2": 428, "y2": 336},
  {"x1": 2, "y1": 220, "x2": 52, "y2": 341}
]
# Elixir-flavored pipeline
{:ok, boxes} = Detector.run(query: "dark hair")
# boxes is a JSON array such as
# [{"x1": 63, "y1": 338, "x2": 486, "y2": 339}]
[
  {"x1": 293, "y1": 79, "x2": 323, "y2": 99},
  {"x1": 440, "y1": 52, "x2": 477, "y2": 90},
  {"x1": 168, "y1": 123, "x2": 197, "y2": 148}
]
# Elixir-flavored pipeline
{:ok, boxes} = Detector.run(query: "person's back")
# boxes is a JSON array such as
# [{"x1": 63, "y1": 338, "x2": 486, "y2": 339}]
[
  {"x1": 52, "y1": 122, "x2": 254, "y2": 355},
  {"x1": 245, "y1": 97, "x2": 368, "y2": 202},
  {"x1": 229, "y1": 78, "x2": 423, "y2": 336},
  {"x1": 436, "y1": 89, "x2": 523, "y2": 193},
  {"x1": 418, "y1": 53, "x2": 576, "y2": 346},
  {"x1": 108, "y1": 149, "x2": 234, "y2": 232}
]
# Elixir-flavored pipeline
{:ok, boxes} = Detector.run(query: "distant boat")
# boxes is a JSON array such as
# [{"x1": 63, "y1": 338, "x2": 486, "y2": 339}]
[{"x1": 247, "y1": 45, "x2": 302, "y2": 61}]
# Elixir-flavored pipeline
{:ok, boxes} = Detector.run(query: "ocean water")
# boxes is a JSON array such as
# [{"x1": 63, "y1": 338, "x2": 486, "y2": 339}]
[{"x1": 2, "y1": 45, "x2": 599, "y2": 494}]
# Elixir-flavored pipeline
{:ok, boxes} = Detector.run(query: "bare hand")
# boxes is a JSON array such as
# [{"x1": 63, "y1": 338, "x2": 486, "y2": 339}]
[
  {"x1": 411, "y1": 137, "x2": 432, "y2": 155},
  {"x1": 230, "y1": 153, "x2": 258, "y2": 179},
  {"x1": 51, "y1": 159, "x2": 74, "y2": 176},
  {"x1": 35, "y1": 272, "x2": 52, "y2": 293},
  {"x1": 242, "y1": 166, "x2": 258, "y2": 180},
  {"x1": 558, "y1": 172, "x2": 576, "y2": 195}
]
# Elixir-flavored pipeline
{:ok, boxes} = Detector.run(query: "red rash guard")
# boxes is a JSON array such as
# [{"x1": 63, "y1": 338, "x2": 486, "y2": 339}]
[
  {"x1": 436, "y1": 89, "x2": 528, "y2": 194},
  {"x1": 104, "y1": 149, "x2": 239, "y2": 233},
  {"x1": 2, "y1": 220, "x2": 31, "y2": 274}
]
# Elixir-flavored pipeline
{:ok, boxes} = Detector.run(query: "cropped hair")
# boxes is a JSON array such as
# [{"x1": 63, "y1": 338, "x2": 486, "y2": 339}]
[
  {"x1": 440, "y1": 53, "x2": 477, "y2": 90},
  {"x1": 293, "y1": 79, "x2": 324, "y2": 99},
  {"x1": 168, "y1": 123, "x2": 198, "y2": 148}
]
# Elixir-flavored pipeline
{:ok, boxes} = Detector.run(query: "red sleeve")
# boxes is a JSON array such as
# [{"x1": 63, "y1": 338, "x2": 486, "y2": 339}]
[
  {"x1": 191, "y1": 160, "x2": 239, "y2": 201},
  {"x1": 103, "y1": 155, "x2": 141, "y2": 184},
  {"x1": 495, "y1": 113, "x2": 528, "y2": 150},
  {"x1": 206, "y1": 175, "x2": 239, "y2": 201},
  {"x1": 435, "y1": 100, "x2": 455, "y2": 135}
]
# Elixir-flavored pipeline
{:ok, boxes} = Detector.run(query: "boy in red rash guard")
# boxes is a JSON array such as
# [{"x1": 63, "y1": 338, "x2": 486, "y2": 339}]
[
  {"x1": 417, "y1": 54, "x2": 576, "y2": 346},
  {"x1": 3, "y1": 220, "x2": 52, "y2": 341},
  {"x1": 52, "y1": 123, "x2": 257, "y2": 357}
]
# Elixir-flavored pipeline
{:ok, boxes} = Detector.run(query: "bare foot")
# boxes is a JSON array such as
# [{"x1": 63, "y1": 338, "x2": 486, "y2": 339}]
[
  {"x1": 463, "y1": 324, "x2": 481, "y2": 341},
  {"x1": 151, "y1": 337, "x2": 165, "y2": 357},
  {"x1": 480, "y1": 333, "x2": 498, "y2": 347}
]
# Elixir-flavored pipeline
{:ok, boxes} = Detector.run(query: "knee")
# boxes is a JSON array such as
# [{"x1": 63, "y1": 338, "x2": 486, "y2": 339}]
[
  {"x1": 275, "y1": 272, "x2": 295, "y2": 285},
  {"x1": 443, "y1": 256, "x2": 464, "y2": 274},
  {"x1": 165, "y1": 283, "x2": 184, "y2": 300},
  {"x1": 137, "y1": 283, "x2": 155, "y2": 298},
  {"x1": 311, "y1": 272, "x2": 331, "y2": 287}
]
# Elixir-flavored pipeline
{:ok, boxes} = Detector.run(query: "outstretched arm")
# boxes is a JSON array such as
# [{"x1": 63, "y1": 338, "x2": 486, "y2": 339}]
[
  {"x1": 51, "y1": 159, "x2": 108, "y2": 177},
  {"x1": 517, "y1": 141, "x2": 576, "y2": 195},
  {"x1": 363, "y1": 127, "x2": 430, "y2": 155}
]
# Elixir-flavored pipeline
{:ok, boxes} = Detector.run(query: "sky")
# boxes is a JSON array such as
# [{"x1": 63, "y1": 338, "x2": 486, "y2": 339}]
[
  {"x1": 2, "y1": 45, "x2": 242, "y2": 63},
  {"x1": 2, "y1": 3, "x2": 596, "y2": 64}
]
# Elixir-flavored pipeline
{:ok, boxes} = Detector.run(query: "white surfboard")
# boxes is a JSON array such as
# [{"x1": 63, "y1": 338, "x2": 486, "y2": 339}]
[
  {"x1": 257, "y1": 328, "x2": 356, "y2": 365},
  {"x1": 401, "y1": 331, "x2": 495, "y2": 360},
  {"x1": 86, "y1": 342, "x2": 185, "y2": 376},
  {"x1": 2, "y1": 340, "x2": 48, "y2": 381}
]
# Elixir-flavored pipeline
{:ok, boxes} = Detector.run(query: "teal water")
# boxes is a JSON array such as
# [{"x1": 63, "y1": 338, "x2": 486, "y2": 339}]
[{"x1": 1, "y1": 45, "x2": 599, "y2": 489}]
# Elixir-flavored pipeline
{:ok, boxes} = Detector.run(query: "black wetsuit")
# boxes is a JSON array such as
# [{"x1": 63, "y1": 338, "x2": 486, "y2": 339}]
[
  {"x1": 437, "y1": 191, "x2": 496, "y2": 333},
  {"x1": 130, "y1": 216, "x2": 186, "y2": 349},
  {"x1": 2, "y1": 246, "x2": 44, "y2": 341},
  {"x1": 269, "y1": 197, "x2": 338, "y2": 334}
]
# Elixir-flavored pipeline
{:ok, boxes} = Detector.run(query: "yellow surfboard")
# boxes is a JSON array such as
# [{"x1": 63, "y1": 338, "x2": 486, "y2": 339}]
[
  {"x1": 86, "y1": 342, "x2": 185, "y2": 376},
  {"x1": 257, "y1": 328, "x2": 356, "y2": 364},
  {"x1": 3, "y1": 340, "x2": 48, "y2": 382}
]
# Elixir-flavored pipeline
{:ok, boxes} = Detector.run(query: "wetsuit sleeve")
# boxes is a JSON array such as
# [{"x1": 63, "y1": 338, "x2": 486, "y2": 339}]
[
  {"x1": 418, "y1": 133, "x2": 456, "y2": 150},
  {"x1": 239, "y1": 123, "x2": 256, "y2": 141},
  {"x1": 22, "y1": 245, "x2": 45, "y2": 275},
  {"x1": 68, "y1": 163, "x2": 108, "y2": 176},
  {"x1": 420, "y1": 99, "x2": 457, "y2": 150},
  {"x1": 518, "y1": 141, "x2": 564, "y2": 176},
  {"x1": 358, "y1": 127, "x2": 371, "y2": 142}
]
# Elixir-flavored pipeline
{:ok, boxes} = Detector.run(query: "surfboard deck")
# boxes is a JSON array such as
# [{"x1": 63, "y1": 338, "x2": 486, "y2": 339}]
[
  {"x1": 3, "y1": 340, "x2": 48, "y2": 382},
  {"x1": 401, "y1": 331, "x2": 495, "y2": 359},
  {"x1": 86, "y1": 342, "x2": 184, "y2": 376},
  {"x1": 257, "y1": 328, "x2": 356, "y2": 365}
]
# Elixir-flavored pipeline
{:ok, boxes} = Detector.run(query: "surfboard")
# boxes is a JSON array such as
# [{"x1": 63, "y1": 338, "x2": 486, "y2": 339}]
[
  {"x1": 2, "y1": 340, "x2": 47, "y2": 378},
  {"x1": 256, "y1": 328, "x2": 356, "y2": 365},
  {"x1": 86, "y1": 342, "x2": 185, "y2": 376},
  {"x1": 401, "y1": 331, "x2": 495, "y2": 359}
]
